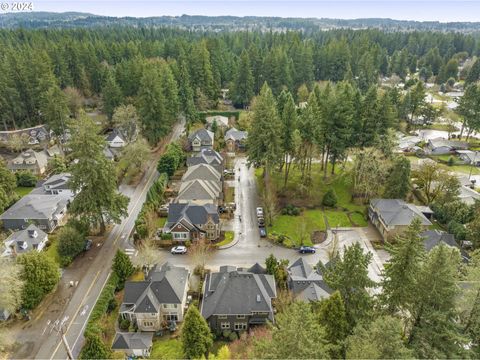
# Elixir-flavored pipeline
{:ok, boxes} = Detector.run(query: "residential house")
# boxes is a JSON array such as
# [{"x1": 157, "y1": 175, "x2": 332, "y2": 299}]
[
  {"x1": 397, "y1": 135, "x2": 422, "y2": 153},
  {"x1": 34, "y1": 173, "x2": 74, "y2": 198},
  {"x1": 2, "y1": 224, "x2": 48, "y2": 257},
  {"x1": 0, "y1": 309, "x2": 10, "y2": 322},
  {"x1": 224, "y1": 127, "x2": 248, "y2": 153},
  {"x1": 458, "y1": 185, "x2": 480, "y2": 206},
  {"x1": 119, "y1": 262, "x2": 190, "y2": 331},
  {"x1": 103, "y1": 146, "x2": 116, "y2": 161},
  {"x1": 176, "y1": 179, "x2": 222, "y2": 206},
  {"x1": 0, "y1": 125, "x2": 49, "y2": 145},
  {"x1": 188, "y1": 129, "x2": 214, "y2": 152},
  {"x1": 0, "y1": 194, "x2": 69, "y2": 232},
  {"x1": 164, "y1": 203, "x2": 220, "y2": 242},
  {"x1": 427, "y1": 138, "x2": 469, "y2": 155},
  {"x1": 369, "y1": 199, "x2": 432, "y2": 241},
  {"x1": 106, "y1": 129, "x2": 127, "y2": 148},
  {"x1": 186, "y1": 148, "x2": 224, "y2": 173},
  {"x1": 46, "y1": 144, "x2": 62, "y2": 158},
  {"x1": 111, "y1": 332, "x2": 153, "y2": 358},
  {"x1": 287, "y1": 258, "x2": 332, "y2": 302},
  {"x1": 8, "y1": 149, "x2": 48, "y2": 175},
  {"x1": 457, "y1": 150, "x2": 480, "y2": 166},
  {"x1": 206, "y1": 115, "x2": 229, "y2": 129},
  {"x1": 201, "y1": 265, "x2": 276, "y2": 333},
  {"x1": 182, "y1": 163, "x2": 222, "y2": 183},
  {"x1": 421, "y1": 229, "x2": 469, "y2": 262}
]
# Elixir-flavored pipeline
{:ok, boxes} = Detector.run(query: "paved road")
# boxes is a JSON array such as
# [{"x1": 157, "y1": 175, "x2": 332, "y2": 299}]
[
  {"x1": 31, "y1": 119, "x2": 185, "y2": 360},
  {"x1": 155, "y1": 155, "x2": 385, "y2": 285}
]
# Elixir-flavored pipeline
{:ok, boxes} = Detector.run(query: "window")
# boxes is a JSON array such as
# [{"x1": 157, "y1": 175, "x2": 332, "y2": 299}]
[
  {"x1": 164, "y1": 314, "x2": 178, "y2": 322},
  {"x1": 143, "y1": 321, "x2": 154, "y2": 327},
  {"x1": 236, "y1": 315, "x2": 246, "y2": 319},
  {"x1": 234, "y1": 323, "x2": 247, "y2": 331},
  {"x1": 173, "y1": 233, "x2": 188, "y2": 240},
  {"x1": 218, "y1": 315, "x2": 227, "y2": 319},
  {"x1": 220, "y1": 322, "x2": 230, "y2": 329}
]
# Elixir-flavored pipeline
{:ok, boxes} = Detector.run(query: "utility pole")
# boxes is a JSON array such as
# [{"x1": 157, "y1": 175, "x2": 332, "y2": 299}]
[{"x1": 61, "y1": 330, "x2": 74, "y2": 360}]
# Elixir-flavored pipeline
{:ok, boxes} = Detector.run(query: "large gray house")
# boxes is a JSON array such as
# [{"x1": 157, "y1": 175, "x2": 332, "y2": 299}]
[
  {"x1": 164, "y1": 203, "x2": 220, "y2": 242},
  {"x1": 287, "y1": 258, "x2": 332, "y2": 302},
  {"x1": 8, "y1": 149, "x2": 48, "y2": 175},
  {"x1": 369, "y1": 199, "x2": 432, "y2": 241},
  {"x1": 200, "y1": 265, "x2": 276, "y2": 333},
  {"x1": 2, "y1": 224, "x2": 48, "y2": 257},
  {"x1": 186, "y1": 148, "x2": 224, "y2": 173},
  {"x1": 119, "y1": 262, "x2": 190, "y2": 332},
  {"x1": 176, "y1": 179, "x2": 222, "y2": 206},
  {"x1": 0, "y1": 194, "x2": 69, "y2": 232},
  {"x1": 188, "y1": 129, "x2": 214, "y2": 152}
]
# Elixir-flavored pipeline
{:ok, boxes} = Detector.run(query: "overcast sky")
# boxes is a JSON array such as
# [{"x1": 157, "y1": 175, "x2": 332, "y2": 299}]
[{"x1": 30, "y1": 1, "x2": 480, "y2": 22}]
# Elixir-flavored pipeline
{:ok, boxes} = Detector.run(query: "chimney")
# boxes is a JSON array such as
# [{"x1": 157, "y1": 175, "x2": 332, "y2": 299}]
[{"x1": 28, "y1": 229, "x2": 38, "y2": 238}]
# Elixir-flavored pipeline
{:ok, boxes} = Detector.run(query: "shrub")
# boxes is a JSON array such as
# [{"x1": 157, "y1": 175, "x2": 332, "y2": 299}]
[
  {"x1": 57, "y1": 226, "x2": 86, "y2": 262},
  {"x1": 119, "y1": 318, "x2": 130, "y2": 331},
  {"x1": 222, "y1": 330, "x2": 232, "y2": 339},
  {"x1": 281, "y1": 204, "x2": 300, "y2": 216},
  {"x1": 229, "y1": 331, "x2": 238, "y2": 341},
  {"x1": 447, "y1": 156, "x2": 455, "y2": 166},
  {"x1": 107, "y1": 297, "x2": 117, "y2": 313},
  {"x1": 16, "y1": 171, "x2": 37, "y2": 187},
  {"x1": 322, "y1": 189, "x2": 338, "y2": 208}
]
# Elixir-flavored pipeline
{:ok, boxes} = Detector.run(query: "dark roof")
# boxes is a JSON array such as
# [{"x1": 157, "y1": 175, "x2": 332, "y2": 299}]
[
  {"x1": 201, "y1": 266, "x2": 276, "y2": 321},
  {"x1": 188, "y1": 128, "x2": 214, "y2": 142},
  {"x1": 186, "y1": 148, "x2": 223, "y2": 167},
  {"x1": 421, "y1": 230, "x2": 470, "y2": 261},
  {"x1": 121, "y1": 262, "x2": 189, "y2": 314},
  {"x1": 370, "y1": 199, "x2": 432, "y2": 226},
  {"x1": 287, "y1": 258, "x2": 332, "y2": 301},
  {"x1": 106, "y1": 129, "x2": 126, "y2": 142},
  {"x1": 166, "y1": 203, "x2": 219, "y2": 231},
  {"x1": 247, "y1": 263, "x2": 267, "y2": 274},
  {"x1": 4, "y1": 224, "x2": 47, "y2": 254},
  {"x1": 111, "y1": 332, "x2": 153, "y2": 351}
]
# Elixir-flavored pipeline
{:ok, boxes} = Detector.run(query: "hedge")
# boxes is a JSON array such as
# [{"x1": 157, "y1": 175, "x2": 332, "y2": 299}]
[{"x1": 84, "y1": 273, "x2": 119, "y2": 338}]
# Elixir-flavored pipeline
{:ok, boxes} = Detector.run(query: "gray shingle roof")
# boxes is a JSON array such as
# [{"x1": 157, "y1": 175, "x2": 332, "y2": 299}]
[
  {"x1": 288, "y1": 258, "x2": 332, "y2": 301},
  {"x1": 106, "y1": 128, "x2": 126, "y2": 142},
  {"x1": 224, "y1": 127, "x2": 248, "y2": 142},
  {"x1": 42, "y1": 173, "x2": 72, "y2": 190},
  {"x1": 177, "y1": 179, "x2": 221, "y2": 203},
  {"x1": 166, "y1": 203, "x2": 219, "y2": 231},
  {"x1": 111, "y1": 332, "x2": 153, "y2": 351},
  {"x1": 122, "y1": 262, "x2": 189, "y2": 314},
  {"x1": 0, "y1": 194, "x2": 69, "y2": 221},
  {"x1": 3, "y1": 224, "x2": 47, "y2": 254},
  {"x1": 370, "y1": 199, "x2": 432, "y2": 226},
  {"x1": 8, "y1": 149, "x2": 48, "y2": 172},
  {"x1": 429, "y1": 137, "x2": 469, "y2": 150},
  {"x1": 201, "y1": 266, "x2": 276, "y2": 321},
  {"x1": 186, "y1": 148, "x2": 223, "y2": 168},
  {"x1": 182, "y1": 164, "x2": 221, "y2": 183},
  {"x1": 188, "y1": 129, "x2": 214, "y2": 143}
]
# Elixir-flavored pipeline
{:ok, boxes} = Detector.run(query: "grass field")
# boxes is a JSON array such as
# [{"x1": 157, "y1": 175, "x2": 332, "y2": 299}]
[
  {"x1": 150, "y1": 338, "x2": 183, "y2": 359},
  {"x1": 44, "y1": 234, "x2": 61, "y2": 266},
  {"x1": 349, "y1": 212, "x2": 368, "y2": 227},
  {"x1": 14, "y1": 186, "x2": 34, "y2": 197},
  {"x1": 324, "y1": 210, "x2": 351, "y2": 228},
  {"x1": 216, "y1": 231, "x2": 234, "y2": 247}
]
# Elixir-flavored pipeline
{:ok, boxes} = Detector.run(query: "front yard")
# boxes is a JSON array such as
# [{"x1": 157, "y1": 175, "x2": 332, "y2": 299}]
[{"x1": 14, "y1": 186, "x2": 33, "y2": 198}]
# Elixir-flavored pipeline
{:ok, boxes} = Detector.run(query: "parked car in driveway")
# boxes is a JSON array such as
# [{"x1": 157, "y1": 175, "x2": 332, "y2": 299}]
[
  {"x1": 299, "y1": 246, "x2": 316, "y2": 254},
  {"x1": 171, "y1": 246, "x2": 187, "y2": 254},
  {"x1": 258, "y1": 217, "x2": 265, "y2": 227},
  {"x1": 259, "y1": 227, "x2": 267, "y2": 238}
]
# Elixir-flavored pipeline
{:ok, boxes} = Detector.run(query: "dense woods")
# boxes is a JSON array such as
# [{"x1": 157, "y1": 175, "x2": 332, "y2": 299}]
[{"x1": 1, "y1": 26, "x2": 480, "y2": 140}]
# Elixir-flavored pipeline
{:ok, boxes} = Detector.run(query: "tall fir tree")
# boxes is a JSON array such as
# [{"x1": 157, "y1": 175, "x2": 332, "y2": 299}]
[
  {"x1": 232, "y1": 50, "x2": 254, "y2": 108},
  {"x1": 181, "y1": 306, "x2": 213, "y2": 359},
  {"x1": 102, "y1": 69, "x2": 123, "y2": 120}
]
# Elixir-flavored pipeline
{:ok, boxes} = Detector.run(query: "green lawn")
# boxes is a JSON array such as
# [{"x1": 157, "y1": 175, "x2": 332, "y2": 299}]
[
  {"x1": 216, "y1": 231, "x2": 234, "y2": 247},
  {"x1": 150, "y1": 338, "x2": 183, "y2": 359},
  {"x1": 349, "y1": 212, "x2": 368, "y2": 227},
  {"x1": 269, "y1": 209, "x2": 325, "y2": 247},
  {"x1": 224, "y1": 186, "x2": 234, "y2": 204},
  {"x1": 15, "y1": 186, "x2": 34, "y2": 197},
  {"x1": 156, "y1": 217, "x2": 167, "y2": 228},
  {"x1": 324, "y1": 210, "x2": 351, "y2": 228},
  {"x1": 44, "y1": 234, "x2": 61, "y2": 266},
  {"x1": 448, "y1": 164, "x2": 480, "y2": 175}
]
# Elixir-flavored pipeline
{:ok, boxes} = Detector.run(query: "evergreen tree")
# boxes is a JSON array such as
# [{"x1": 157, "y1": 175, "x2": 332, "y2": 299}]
[
  {"x1": 69, "y1": 113, "x2": 129, "y2": 233},
  {"x1": 0, "y1": 160, "x2": 17, "y2": 213},
  {"x1": 380, "y1": 218, "x2": 425, "y2": 314},
  {"x1": 408, "y1": 245, "x2": 466, "y2": 358},
  {"x1": 40, "y1": 85, "x2": 69, "y2": 136},
  {"x1": 247, "y1": 83, "x2": 282, "y2": 174},
  {"x1": 102, "y1": 69, "x2": 122, "y2": 119},
  {"x1": 231, "y1": 50, "x2": 254, "y2": 108},
  {"x1": 80, "y1": 334, "x2": 112, "y2": 359},
  {"x1": 112, "y1": 250, "x2": 134, "y2": 287},
  {"x1": 181, "y1": 306, "x2": 213, "y2": 359},
  {"x1": 177, "y1": 57, "x2": 197, "y2": 124},
  {"x1": 313, "y1": 291, "x2": 349, "y2": 357},
  {"x1": 383, "y1": 156, "x2": 411, "y2": 199},
  {"x1": 254, "y1": 302, "x2": 332, "y2": 359},
  {"x1": 319, "y1": 243, "x2": 375, "y2": 329},
  {"x1": 346, "y1": 316, "x2": 413, "y2": 359},
  {"x1": 279, "y1": 91, "x2": 297, "y2": 187}
]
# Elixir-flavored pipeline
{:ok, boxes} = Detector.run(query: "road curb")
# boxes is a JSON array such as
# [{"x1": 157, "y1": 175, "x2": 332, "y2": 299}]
[{"x1": 217, "y1": 236, "x2": 240, "y2": 250}]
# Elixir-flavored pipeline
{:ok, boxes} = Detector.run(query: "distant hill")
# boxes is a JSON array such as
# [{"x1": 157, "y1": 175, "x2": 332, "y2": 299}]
[{"x1": 1, "y1": 12, "x2": 480, "y2": 32}]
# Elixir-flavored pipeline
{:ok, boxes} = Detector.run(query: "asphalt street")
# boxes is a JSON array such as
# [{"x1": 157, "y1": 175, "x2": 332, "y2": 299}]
[{"x1": 31, "y1": 119, "x2": 185, "y2": 360}]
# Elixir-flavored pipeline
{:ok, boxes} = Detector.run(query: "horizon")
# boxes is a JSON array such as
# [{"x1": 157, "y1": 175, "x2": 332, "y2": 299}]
[{"x1": 10, "y1": 1, "x2": 480, "y2": 23}]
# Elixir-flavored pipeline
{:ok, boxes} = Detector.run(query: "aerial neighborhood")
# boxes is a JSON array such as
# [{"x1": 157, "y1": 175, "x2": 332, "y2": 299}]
[{"x1": 0, "y1": 8, "x2": 480, "y2": 360}]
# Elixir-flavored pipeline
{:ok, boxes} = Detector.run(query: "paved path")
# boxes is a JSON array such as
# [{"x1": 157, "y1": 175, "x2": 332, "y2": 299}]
[{"x1": 23, "y1": 119, "x2": 186, "y2": 360}]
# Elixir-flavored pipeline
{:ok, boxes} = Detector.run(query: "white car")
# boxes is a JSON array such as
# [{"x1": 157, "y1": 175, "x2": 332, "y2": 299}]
[
  {"x1": 256, "y1": 207, "x2": 264, "y2": 217},
  {"x1": 171, "y1": 246, "x2": 187, "y2": 255}
]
